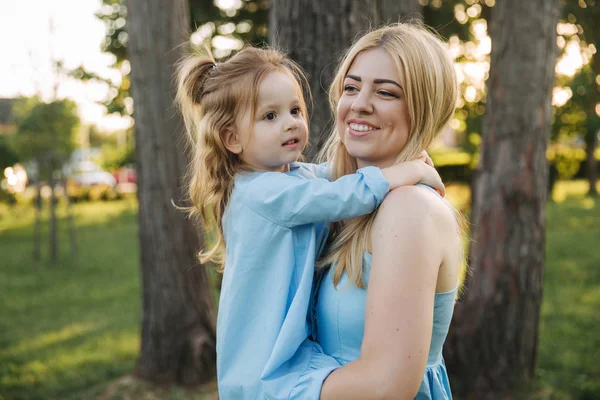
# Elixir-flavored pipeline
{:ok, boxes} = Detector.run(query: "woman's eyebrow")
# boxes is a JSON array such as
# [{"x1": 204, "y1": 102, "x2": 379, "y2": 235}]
[{"x1": 346, "y1": 74, "x2": 402, "y2": 89}]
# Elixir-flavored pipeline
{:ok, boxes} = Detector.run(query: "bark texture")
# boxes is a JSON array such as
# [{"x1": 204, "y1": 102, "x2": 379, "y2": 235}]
[
  {"x1": 269, "y1": 0, "x2": 378, "y2": 161},
  {"x1": 127, "y1": 0, "x2": 217, "y2": 385},
  {"x1": 445, "y1": 1, "x2": 561, "y2": 398},
  {"x1": 378, "y1": 0, "x2": 422, "y2": 23}
]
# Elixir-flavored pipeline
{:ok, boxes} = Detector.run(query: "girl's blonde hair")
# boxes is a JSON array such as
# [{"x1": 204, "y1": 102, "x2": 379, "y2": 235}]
[
  {"x1": 175, "y1": 46, "x2": 309, "y2": 269},
  {"x1": 318, "y1": 22, "x2": 463, "y2": 288}
]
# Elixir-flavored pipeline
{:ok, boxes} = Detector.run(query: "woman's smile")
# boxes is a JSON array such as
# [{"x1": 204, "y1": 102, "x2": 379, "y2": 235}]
[{"x1": 347, "y1": 119, "x2": 380, "y2": 137}]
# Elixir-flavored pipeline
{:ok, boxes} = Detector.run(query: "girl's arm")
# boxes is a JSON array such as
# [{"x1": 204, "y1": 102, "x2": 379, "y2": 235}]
[
  {"x1": 296, "y1": 162, "x2": 330, "y2": 179},
  {"x1": 244, "y1": 161, "x2": 443, "y2": 228},
  {"x1": 319, "y1": 187, "x2": 456, "y2": 400},
  {"x1": 301, "y1": 150, "x2": 435, "y2": 181}
]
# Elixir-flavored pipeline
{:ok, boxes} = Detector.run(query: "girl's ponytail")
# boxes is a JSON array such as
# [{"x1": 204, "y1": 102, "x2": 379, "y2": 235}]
[{"x1": 176, "y1": 54, "x2": 217, "y2": 145}]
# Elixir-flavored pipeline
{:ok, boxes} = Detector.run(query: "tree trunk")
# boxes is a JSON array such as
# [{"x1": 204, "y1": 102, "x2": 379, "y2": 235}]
[
  {"x1": 49, "y1": 160, "x2": 58, "y2": 264},
  {"x1": 377, "y1": 0, "x2": 422, "y2": 23},
  {"x1": 445, "y1": 1, "x2": 560, "y2": 398},
  {"x1": 585, "y1": 126, "x2": 598, "y2": 196},
  {"x1": 33, "y1": 158, "x2": 42, "y2": 263},
  {"x1": 127, "y1": 0, "x2": 217, "y2": 385},
  {"x1": 269, "y1": 0, "x2": 378, "y2": 161},
  {"x1": 62, "y1": 168, "x2": 77, "y2": 261}
]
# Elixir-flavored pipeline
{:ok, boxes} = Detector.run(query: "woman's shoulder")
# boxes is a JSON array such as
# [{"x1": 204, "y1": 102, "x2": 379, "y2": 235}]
[
  {"x1": 375, "y1": 185, "x2": 456, "y2": 234},
  {"x1": 369, "y1": 186, "x2": 459, "y2": 285}
]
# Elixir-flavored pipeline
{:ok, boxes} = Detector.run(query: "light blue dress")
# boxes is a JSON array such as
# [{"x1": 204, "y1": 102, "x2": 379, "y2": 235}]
[
  {"x1": 315, "y1": 240, "x2": 456, "y2": 398},
  {"x1": 217, "y1": 162, "x2": 390, "y2": 400}
]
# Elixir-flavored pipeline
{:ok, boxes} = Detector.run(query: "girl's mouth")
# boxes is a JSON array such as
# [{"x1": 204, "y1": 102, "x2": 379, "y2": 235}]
[{"x1": 282, "y1": 138, "x2": 300, "y2": 147}]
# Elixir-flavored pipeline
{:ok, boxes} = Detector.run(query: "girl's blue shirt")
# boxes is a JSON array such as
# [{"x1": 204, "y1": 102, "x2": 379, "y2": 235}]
[{"x1": 216, "y1": 162, "x2": 390, "y2": 399}]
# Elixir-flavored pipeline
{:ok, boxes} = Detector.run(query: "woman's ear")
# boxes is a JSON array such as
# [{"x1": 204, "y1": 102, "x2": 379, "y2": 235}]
[{"x1": 222, "y1": 126, "x2": 243, "y2": 154}]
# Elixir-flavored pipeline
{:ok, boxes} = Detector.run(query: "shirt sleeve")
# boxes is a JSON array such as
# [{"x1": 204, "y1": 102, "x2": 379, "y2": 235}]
[
  {"x1": 242, "y1": 166, "x2": 390, "y2": 228},
  {"x1": 294, "y1": 162, "x2": 330, "y2": 180},
  {"x1": 262, "y1": 338, "x2": 341, "y2": 400}
]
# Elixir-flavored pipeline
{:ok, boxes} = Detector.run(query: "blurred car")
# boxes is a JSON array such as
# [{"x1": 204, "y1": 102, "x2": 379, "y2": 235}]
[
  {"x1": 69, "y1": 161, "x2": 117, "y2": 187},
  {"x1": 112, "y1": 164, "x2": 137, "y2": 184},
  {"x1": 112, "y1": 164, "x2": 137, "y2": 195},
  {"x1": 66, "y1": 161, "x2": 117, "y2": 201}
]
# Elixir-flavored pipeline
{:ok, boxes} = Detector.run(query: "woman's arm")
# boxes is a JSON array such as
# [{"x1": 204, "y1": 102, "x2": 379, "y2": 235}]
[{"x1": 320, "y1": 186, "x2": 457, "y2": 400}]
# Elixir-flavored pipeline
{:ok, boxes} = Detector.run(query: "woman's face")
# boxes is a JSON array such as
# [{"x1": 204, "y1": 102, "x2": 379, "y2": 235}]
[{"x1": 337, "y1": 48, "x2": 411, "y2": 169}]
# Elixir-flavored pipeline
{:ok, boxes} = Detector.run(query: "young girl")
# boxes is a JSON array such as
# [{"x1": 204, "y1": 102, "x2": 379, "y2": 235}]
[{"x1": 175, "y1": 46, "x2": 443, "y2": 399}]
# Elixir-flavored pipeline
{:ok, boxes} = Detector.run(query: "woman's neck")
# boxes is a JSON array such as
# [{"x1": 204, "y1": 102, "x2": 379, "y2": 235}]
[{"x1": 356, "y1": 158, "x2": 395, "y2": 170}]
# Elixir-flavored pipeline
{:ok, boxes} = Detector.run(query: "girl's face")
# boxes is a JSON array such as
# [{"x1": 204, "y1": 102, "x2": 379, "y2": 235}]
[
  {"x1": 337, "y1": 48, "x2": 411, "y2": 169},
  {"x1": 233, "y1": 71, "x2": 308, "y2": 172}
]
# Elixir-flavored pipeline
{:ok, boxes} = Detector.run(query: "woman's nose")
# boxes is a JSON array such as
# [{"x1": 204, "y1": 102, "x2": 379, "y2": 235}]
[{"x1": 350, "y1": 91, "x2": 374, "y2": 114}]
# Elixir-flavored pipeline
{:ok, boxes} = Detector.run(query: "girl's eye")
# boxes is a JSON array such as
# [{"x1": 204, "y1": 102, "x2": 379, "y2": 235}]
[
  {"x1": 343, "y1": 85, "x2": 358, "y2": 93},
  {"x1": 291, "y1": 107, "x2": 301, "y2": 115},
  {"x1": 264, "y1": 112, "x2": 277, "y2": 120}
]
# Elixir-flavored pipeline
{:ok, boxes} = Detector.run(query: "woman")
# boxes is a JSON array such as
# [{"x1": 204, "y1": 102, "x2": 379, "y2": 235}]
[{"x1": 313, "y1": 22, "x2": 463, "y2": 399}]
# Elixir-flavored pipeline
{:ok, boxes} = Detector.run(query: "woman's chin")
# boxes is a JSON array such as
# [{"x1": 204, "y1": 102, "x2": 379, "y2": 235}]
[{"x1": 345, "y1": 146, "x2": 372, "y2": 164}]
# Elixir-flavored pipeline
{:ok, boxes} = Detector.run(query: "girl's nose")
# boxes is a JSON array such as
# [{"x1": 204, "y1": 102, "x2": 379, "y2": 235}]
[{"x1": 284, "y1": 114, "x2": 299, "y2": 130}]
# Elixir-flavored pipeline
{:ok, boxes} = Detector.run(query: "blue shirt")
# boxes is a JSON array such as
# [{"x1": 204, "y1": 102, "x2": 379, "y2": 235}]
[{"x1": 217, "y1": 162, "x2": 390, "y2": 399}]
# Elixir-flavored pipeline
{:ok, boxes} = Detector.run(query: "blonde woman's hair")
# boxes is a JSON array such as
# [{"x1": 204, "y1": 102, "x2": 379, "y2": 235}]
[
  {"x1": 318, "y1": 22, "x2": 463, "y2": 288},
  {"x1": 175, "y1": 46, "x2": 309, "y2": 270}
]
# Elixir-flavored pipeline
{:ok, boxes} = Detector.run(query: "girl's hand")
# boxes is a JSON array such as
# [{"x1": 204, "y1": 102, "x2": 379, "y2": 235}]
[
  {"x1": 417, "y1": 161, "x2": 445, "y2": 197},
  {"x1": 381, "y1": 160, "x2": 445, "y2": 197},
  {"x1": 418, "y1": 150, "x2": 434, "y2": 167}
]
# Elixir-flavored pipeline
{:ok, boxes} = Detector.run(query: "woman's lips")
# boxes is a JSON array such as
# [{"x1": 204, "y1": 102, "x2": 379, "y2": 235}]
[{"x1": 347, "y1": 121, "x2": 379, "y2": 137}]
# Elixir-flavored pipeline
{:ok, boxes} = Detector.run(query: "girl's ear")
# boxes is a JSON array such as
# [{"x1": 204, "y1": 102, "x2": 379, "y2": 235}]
[{"x1": 222, "y1": 126, "x2": 243, "y2": 154}]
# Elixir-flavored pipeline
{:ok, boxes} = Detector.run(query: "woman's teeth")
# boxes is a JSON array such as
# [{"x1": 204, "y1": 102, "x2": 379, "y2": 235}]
[
  {"x1": 349, "y1": 123, "x2": 376, "y2": 132},
  {"x1": 283, "y1": 139, "x2": 298, "y2": 145}
]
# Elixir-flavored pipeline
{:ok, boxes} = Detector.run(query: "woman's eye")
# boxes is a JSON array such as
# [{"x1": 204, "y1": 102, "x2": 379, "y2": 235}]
[
  {"x1": 378, "y1": 90, "x2": 396, "y2": 98},
  {"x1": 264, "y1": 112, "x2": 276, "y2": 120},
  {"x1": 343, "y1": 85, "x2": 358, "y2": 93},
  {"x1": 291, "y1": 107, "x2": 301, "y2": 115}
]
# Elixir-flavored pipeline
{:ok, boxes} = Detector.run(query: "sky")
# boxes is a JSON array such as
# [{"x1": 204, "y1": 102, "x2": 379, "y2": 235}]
[{"x1": 0, "y1": 0, "x2": 129, "y2": 131}]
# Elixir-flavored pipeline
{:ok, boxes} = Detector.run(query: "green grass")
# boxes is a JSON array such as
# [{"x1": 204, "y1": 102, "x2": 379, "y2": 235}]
[
  {"x1": 532, "y1": 189, "x2": 600, "y2": 399},
  {"x1": 0, "y1": 180, "x2": 599, "y2": 399},
  {"x1": 0, "y1": 200, "x2": 141, "y2": 400}
]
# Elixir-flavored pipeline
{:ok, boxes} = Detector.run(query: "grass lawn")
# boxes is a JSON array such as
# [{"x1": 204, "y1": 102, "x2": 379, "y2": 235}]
[
  {"x1": 0, "y1": 180, "x2": 598, "y2": 399},
  {"x1": 532, "y1": 184, "x2": 600, "y2": 399},
  {"x1": 0, "y1": 200, "x2": 142, "y2": 400}
]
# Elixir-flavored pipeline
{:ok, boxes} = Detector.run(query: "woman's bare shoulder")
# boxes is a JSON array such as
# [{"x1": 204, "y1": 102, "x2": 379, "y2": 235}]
[
  {"x1": 375, "y1": 185, "x2": 455, "y2": 230},
  {"x1": 370, "y1": 186, "x2": 458, "y2": 280}
]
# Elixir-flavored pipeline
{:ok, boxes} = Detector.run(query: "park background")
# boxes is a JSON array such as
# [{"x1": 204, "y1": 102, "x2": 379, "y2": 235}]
[{"x1": 0, "y1": 0, "x2": 598, "y2": 399}]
